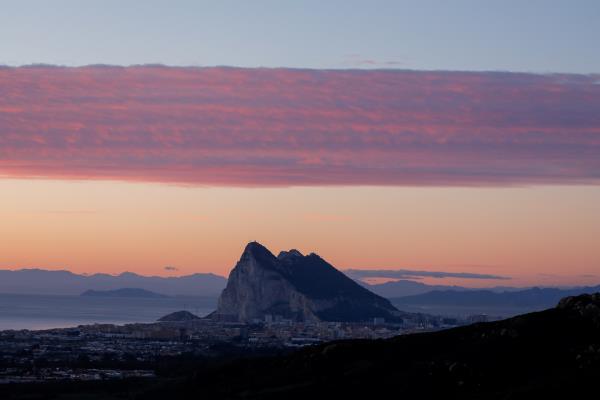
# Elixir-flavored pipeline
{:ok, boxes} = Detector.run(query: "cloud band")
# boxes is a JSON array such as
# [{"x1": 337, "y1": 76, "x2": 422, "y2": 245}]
[
  {"x1": 1, "y1": 66, "x2": 599, "y2": 186},
  {"x1": 345, "y1": 269, "x2": 510, "y2": 280}
]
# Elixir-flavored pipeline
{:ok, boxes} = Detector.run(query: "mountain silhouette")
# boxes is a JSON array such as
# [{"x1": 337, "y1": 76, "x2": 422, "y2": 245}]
[
  {"x1": 392, "y1": 285, "x2": 600, "y2": 310},
  {"x1": 215, "y1": 242, "x2": 404, "y2": 322},
  {"x1": 0, "y1": 269, "x2": 226, "y2": 296}
]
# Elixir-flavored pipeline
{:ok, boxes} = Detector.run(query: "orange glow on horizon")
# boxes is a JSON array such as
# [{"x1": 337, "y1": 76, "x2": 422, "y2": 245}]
[{"x1": 1, "y1": 179, "x2": 599, "y2": 287}]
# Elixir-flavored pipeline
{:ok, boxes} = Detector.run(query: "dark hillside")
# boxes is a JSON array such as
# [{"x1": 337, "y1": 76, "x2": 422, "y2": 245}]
[{"x1": 147, "y1": 293, "x2": 600, "y2": 399}]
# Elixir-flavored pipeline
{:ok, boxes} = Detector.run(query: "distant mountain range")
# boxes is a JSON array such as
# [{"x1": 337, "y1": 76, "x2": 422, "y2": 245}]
[
  {"x1": 357, "y1": 278, "x2": 600, "y2": 317},
  {"x1": 0, "y1": 269, "x2": 227, "y2": 297},
  {"x1": 392, "y1": 285, "x2": 600, "y2": 310},
  {"x1": 80, "y1": 288, "x2": 169, "y2": 298},
  {"x1": 360, "y1": 279, "x2": 468, "y2": 297},
  {"x1": 357, "y1": 278, "x2": 527, "y2": 298},
  {"x1": 0, "y1": 267, "x2": 500, "y2": 299},
  {"x1": 3, "y1": 268, "x2": 599, "y2": 319}
]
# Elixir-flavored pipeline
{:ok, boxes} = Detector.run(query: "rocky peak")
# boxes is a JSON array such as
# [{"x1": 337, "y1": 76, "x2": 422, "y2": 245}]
[
  {"x1": 215, "y1": 242, "x2": 405, "y2": 323},
  {"x1": 238, "y1": 241, "x2": 278, "y2": 268},
  {"x1": 277, "y1": 249, "x2": 304, "y2": 260},
  {"x1": 242, "y1": 241, "x2": 275, "y2": 258}
]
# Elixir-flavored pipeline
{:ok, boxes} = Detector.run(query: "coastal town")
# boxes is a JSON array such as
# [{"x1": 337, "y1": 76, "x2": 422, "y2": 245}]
[
  {"x1": 0, "y1": 312, "x2": 473, "y2": 384},
  {"x1": 0, "y1": 241, "x2": 494, "y2": 386}
]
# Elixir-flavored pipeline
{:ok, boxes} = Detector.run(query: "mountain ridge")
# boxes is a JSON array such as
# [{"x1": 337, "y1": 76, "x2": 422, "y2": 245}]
[
  {"x1": 0, "y1": 269, "x2": 226, "y2": 296},
  {"x1": 392, "y1": 285, "x2": 600, "y2": 308}
]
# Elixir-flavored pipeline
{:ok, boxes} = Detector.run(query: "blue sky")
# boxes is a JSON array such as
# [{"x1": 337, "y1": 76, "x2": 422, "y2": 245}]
[{"x1": 1, "y1": 0, "x2": 599, "y2": 72}]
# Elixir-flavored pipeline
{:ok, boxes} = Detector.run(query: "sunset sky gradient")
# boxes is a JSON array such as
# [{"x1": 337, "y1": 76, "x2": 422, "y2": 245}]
[
  {"x1": 1, "y1": 1, "x2": 599, "y2": 288},
  {"x1": 1, "y1": 66, "x2": 599, "y2": 287}
]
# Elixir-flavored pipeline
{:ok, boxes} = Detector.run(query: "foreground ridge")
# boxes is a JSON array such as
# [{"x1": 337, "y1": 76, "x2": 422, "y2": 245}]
[{"x1": 151, "y1": 292, "x2": 600, "y2": 399}]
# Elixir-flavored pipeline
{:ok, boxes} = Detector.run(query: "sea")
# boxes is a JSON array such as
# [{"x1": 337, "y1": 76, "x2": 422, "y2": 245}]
[
  {"x1": 0, "y1": 293, "x2": 217, "y2": 331},
  {"x1": 389, "y1": 302, "x2": 544, "y2": 319}
]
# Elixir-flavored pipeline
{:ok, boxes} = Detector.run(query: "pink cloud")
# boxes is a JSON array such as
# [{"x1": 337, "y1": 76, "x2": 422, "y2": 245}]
[{"x1": 0, "y1": 66, "x2": 599, "y2": 186}]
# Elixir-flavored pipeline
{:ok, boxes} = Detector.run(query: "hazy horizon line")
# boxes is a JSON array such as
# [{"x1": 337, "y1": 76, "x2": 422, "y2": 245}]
[
  {"x1": 4, "y1": 266, "x2": 597, "y2": 287},
  {"x1": 3, "y1": 64, "x2": 599, "y2": 75}
]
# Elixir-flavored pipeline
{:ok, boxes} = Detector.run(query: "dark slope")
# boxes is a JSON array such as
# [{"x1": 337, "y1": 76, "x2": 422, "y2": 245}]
[
  {"x1": 3, "y1": 294, "x2": 599, "y2": 399},
  {"x1": 278, "y1": 251, "x2": 399, "y2": 320},
  {"x1": 147, "y1": 293, "x2": 600, "y2": 399},
  {"x1": 281, "y1": 252, "x2": 388, "y2": 300}
]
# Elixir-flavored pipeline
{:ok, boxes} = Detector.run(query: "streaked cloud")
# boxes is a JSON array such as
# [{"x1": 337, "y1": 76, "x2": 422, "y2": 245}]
[
  {"x1": 346, "y1": 269, "x2": 510, "y2": 281},
  {"x1": 1, "y1": 66, "x2": 599, "y2": 186}
]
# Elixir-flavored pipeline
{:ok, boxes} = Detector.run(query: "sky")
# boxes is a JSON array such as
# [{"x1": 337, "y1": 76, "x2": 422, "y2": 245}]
[
  {"x1": 1, "y1": 1, "x2": 599, "y2": 287},
  {"x1": 1, "y1": 0, "x2": 600, "y2": 72}
]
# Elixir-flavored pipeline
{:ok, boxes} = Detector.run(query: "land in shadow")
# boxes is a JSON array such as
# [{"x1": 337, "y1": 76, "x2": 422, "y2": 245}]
[{"x1": 1, "y1": 293, "x2": 599, "y2": 399}]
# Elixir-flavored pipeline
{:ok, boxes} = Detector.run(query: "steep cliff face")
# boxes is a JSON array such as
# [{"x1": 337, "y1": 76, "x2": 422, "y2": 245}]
[{"x1": 216, "y1": 242, "x2": 403, "y2": 322}]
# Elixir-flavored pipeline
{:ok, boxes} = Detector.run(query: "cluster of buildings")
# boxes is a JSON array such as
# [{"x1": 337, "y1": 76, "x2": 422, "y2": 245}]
[
  {"x1": 0, "y1": 315, "x2": 467, "y2": 383},
  {"x1": 0, "y1": 368, "x2": 154, "y2": 384}
]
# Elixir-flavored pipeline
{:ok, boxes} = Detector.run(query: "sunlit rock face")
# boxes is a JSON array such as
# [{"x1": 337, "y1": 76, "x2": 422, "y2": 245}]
[{"x1": 215, "y1": 242, "x2": 404, "y2": 323}]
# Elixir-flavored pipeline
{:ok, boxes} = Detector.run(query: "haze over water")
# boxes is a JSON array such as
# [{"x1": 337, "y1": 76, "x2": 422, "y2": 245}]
[{"x1": 0, "y1": 293, "x2": 216, "y2": 331}]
